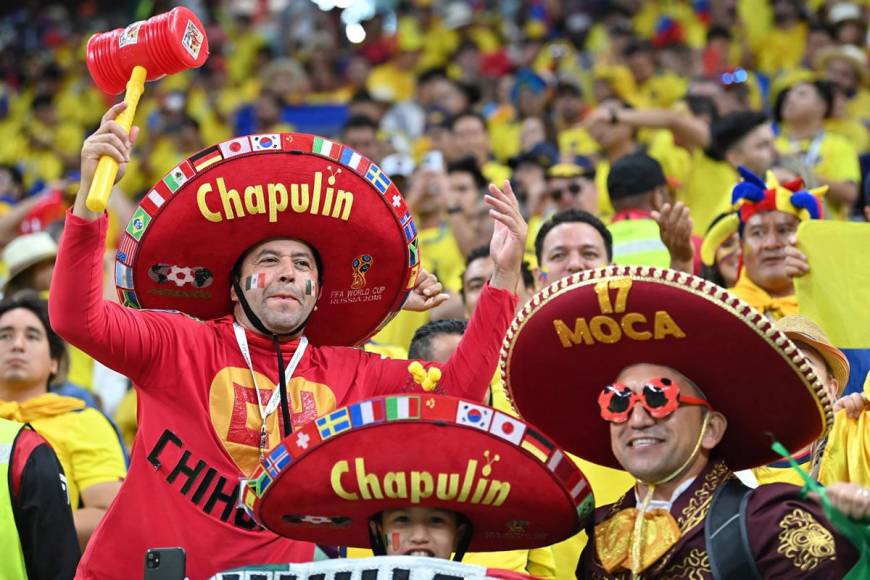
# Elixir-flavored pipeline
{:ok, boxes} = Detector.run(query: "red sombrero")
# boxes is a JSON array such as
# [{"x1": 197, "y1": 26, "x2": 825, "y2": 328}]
[
  {"x1": 115, "y1": 134, "x2": 420, "y2": 346},
  {"x1": 500, "y1": 266, "x2": 834, "y2": 471},
  {"x1": 244, "y1": 394, "x2": 593, "y2": 551}
]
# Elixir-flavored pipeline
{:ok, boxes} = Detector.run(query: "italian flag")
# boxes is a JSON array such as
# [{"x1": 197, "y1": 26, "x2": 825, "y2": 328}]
[
  {"x1": 386, "y1": 396, "x2": 420, "y2": 421},
  {"x1": 245, "y1": 273, "x2": 266, "y2": 290},
  {"x1": 313, "y1": 137, "x2": 338, "y2": 159}
]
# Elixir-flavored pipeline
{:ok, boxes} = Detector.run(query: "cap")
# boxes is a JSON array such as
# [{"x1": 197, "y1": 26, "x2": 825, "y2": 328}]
[{"x1": 606, "y1": 153, "x2": 666, "y2": 200}]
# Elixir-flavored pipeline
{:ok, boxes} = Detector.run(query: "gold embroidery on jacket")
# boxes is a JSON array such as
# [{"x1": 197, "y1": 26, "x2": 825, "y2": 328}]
[
  {"x1": 679, "y1": 462, "x2": 730, "y2": 533},
  {"x1": 649, "y1": 462, "x2": 731, "y2": 575},
  {"x1": 661, "y1": 549, "x2": 711, "y2": 579},
  {"x1": 777, "y1": 508, "x2": 836, "y2": 571}
]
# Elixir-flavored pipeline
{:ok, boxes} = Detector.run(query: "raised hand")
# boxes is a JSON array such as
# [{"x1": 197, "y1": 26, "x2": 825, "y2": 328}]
[
  {"x1": 833, "y1": 392, "x2": 870, "y2": 419},
  {"x1": 784, "y1": 234, "x2": 810, "y2": 278},
  {"x1": 485, "y1": 180, "x2": 528, "y2": 293},
  {"x1": 74, "y1": 102, "x2": 139, "y2": 219},
  {"x1": 652, "y1": 202, "x2": 694, "y2": 273},
  {"x1": 403, "y1": 269, "x2": 449, "y2": 312}
]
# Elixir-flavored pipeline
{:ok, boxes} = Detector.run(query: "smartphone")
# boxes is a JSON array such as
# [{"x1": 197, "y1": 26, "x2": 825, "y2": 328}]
[
  {"x1": 144, "y1": 547, "x2": 186, "y2": 580},
  {"x1": 421, "y1": 150, "x2": 445, "y2": 173}
]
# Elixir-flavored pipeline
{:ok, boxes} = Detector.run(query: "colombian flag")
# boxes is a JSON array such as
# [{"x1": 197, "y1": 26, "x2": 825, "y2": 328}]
[{"x1": 795, "y1": 221, "x2": 870, "y2": 395}]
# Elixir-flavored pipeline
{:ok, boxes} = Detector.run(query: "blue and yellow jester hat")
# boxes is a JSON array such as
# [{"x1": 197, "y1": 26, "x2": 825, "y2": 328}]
[{"x1": 701, "y1": 166, "x2": 828, "y2": 266}]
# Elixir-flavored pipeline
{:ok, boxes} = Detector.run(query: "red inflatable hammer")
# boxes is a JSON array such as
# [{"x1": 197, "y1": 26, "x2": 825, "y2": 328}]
[{"x1": 84, "y1": 7, "x2": 209, "y2": 212}]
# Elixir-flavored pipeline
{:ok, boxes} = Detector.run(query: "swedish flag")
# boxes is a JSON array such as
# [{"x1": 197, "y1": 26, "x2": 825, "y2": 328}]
[
  {"x1": 316, "y1": 408, "x2": 352, "y2": 439},
  {"x1": 365, "y1": 163, "x2": 392, "y2": 194}
]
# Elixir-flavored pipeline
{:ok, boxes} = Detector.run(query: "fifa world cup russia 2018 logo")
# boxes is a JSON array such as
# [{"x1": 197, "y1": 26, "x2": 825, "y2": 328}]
[{"x1": 351, "y1": 255, "x2": 373, "y2": 289}]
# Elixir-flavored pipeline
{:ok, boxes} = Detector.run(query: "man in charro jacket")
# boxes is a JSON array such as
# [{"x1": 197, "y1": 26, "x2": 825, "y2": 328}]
[{"x1": 499, "y1": 265, "x2": 859, "y2": 578}]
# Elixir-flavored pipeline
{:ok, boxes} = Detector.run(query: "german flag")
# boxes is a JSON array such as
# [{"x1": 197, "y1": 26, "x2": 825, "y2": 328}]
[
  {"x1": 520, "y1": 428, "x2": 554, "y2": 462},
  {"x1": 191, "y1": 146, "x2": 222, "y2": 172}
]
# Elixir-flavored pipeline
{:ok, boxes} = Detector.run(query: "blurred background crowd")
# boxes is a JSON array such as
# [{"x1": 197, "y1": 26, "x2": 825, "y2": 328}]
[{"x1": 0, "y1": 0, "x2": 868, "y2": 576}]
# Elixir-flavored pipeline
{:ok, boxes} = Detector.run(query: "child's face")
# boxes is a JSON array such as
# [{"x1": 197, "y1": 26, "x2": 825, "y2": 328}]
[{"x1": 379, "y1": 507, "x2": 463, "y2": 559}]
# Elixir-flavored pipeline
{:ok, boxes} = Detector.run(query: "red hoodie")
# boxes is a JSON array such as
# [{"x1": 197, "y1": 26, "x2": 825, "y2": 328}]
[{"x1": 50, "y1": 212, "x2": 517, "y2": 579}]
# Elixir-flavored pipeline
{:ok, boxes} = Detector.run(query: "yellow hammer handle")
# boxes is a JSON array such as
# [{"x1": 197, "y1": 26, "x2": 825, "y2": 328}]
[{"x1": 86, "y1": 65, "x2": 147, "y2": 213}]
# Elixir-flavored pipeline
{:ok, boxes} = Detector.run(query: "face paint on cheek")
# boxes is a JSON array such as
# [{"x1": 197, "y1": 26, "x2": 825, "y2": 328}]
[
  {"x1": 391, "y1": 532, "x2": 401, "y2": 553},
  {"x1": 305, "y1": 280, "x2": 313, "y2": 296},
  {"x1": 244, "y1": 273, "x2": 266, "y2": 290}
]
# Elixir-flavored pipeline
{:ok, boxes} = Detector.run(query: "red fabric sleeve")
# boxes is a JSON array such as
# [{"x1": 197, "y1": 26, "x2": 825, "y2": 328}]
[
  {"x1": 359, "y1": 282, "x2": 517, "y2": 402},
  {"x1": 10, "y1": 429, "x2": 45, "y2": 500},
  {"x1": 48, "y1": 211, "x2": 197, "y2": 384}
]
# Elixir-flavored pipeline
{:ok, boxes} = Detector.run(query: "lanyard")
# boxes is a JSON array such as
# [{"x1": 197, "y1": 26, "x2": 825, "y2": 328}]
[
  {"x1": 233, "y1": 323, "x2": 308, "y2": 458},
  {"x1": 788, "y1": 131, "x2": 824, "y2": 168}
]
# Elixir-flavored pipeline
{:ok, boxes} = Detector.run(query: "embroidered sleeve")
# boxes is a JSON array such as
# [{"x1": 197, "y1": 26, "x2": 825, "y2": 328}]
[
  {"x1": 776, "y1": 508, "x2": 835, "y2": 572},
  {"x1": 746, "y1": 483, "x2": 857, "y2": 578}
]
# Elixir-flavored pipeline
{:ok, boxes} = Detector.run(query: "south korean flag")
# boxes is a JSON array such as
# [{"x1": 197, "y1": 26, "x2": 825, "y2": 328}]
[
  {"x1": 251, "y1": 134, "x2": 281, "y2": 151},
  {"x1": 456, "y1": 401, "x2": 493, "y2": 431}
]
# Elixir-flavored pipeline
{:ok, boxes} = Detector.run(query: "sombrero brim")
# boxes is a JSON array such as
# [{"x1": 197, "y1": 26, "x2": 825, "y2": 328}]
[
  {"x1": 250, "y1": 395, "x2": 593, "y2": 551},
  {"x1": 500, "y1": 266, "x2": 833, "y2": 472},
  {"x1": 785, "y1": 330, "x2": 850, "y2": 396},
  {"x1": 116, "y1": 134, "x2": 420, "y2": 346}
]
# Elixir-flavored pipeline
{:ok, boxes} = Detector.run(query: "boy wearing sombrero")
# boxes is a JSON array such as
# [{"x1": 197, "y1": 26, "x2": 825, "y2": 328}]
[
  {"x1": 49, "y1": 103, "x2": 528, "y2": 579},
  {"x1": 750, "y1": 314, "x2": 852, "y2": 486},
  {"x1": 501, "y1": 265, "x2": 859, "y2": 578},
  {"x1": 242, "y1": 393, "x2": 593, "y2": 578}
]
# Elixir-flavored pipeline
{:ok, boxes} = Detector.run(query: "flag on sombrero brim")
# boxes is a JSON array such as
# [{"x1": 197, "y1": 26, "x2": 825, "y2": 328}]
[
  {"x1": 254, "y1": 395, "x2": 593, "y2": 552},
  {"x1": 795, "y1": 221, "x2": 870, "y2": 395}
]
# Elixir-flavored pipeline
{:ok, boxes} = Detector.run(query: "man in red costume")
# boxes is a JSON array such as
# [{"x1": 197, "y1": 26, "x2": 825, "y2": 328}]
[{"x1": 49, "y1": 102, "x2": 527, "y2": 579}]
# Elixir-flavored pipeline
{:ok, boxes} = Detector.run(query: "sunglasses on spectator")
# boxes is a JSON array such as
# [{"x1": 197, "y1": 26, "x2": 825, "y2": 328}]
[
  {"x1": 550, "y1": 183, "x2": 585, "y2": 201},
  {"x1": 597, "y1": 377, "x2": 712, "y2": 423}
]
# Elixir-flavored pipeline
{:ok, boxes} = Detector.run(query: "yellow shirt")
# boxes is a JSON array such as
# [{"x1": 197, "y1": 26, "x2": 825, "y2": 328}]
[
  {"x1": 488, "y1": 122, "x2": 521, "y2": 165},
  {"x1": 845, "y1": 90, "x2": 870, "y2": 126},
  {"x1": 417, "y1": 221, "x2": 465, "y2": 294},
  {"x1": 482, "y1": 160, "x2": 513, "y2": 189},
  {"x1": 525, "y1": 214, "x2": 544, "y2": 271},
  {"x1": 752, "y1": 460, "x2": 813, "y2": 486},
  {"x1": 363, "y1": 341, "x2": 408, "y2": 360},
  {"x1": 558, "y1": 126, "x2": 600, "y2": 158},
  {"x1": 67, "y1": 345, "x2": 96, "y2": 391},
  {"x1": 114, "y1": 389, "x2": 138, "y2": 451},
  {"x1": 774, "y1": 131, "x2": 861, "y2": 220},
  {"x1": 820, "y1": 376, "x2": 870, "y2": 487},
  {"x1": 0, "y1": 394, "x2": 126, "y2": 508},
  {"x1": 366, "y1": 62, "x2": 416, "y2": 103},
  {"x1": 635, "y1": 74, "x2": 689, "y2": 110},
  {"x1": 679, "y1": 150, "x2": 740, "y2": 236},
  {"x1": 825, "y1": 117, "x2": 869, "y2": 155},
  {"x1": 594, "y1": 162, "x2": 616, "y2": 223},
  {"x1": 647, "y1": 129, "x2": 693, "y2": 187},
  {"x1": 751, "y1": 24, "x2": 807, "y2": 77},
  {"x1": 369, "y1": 310, "x2": 430, "y2": 356},
  {"x1": 370, "y1": 221, "x2": 464, "y2": 350}
]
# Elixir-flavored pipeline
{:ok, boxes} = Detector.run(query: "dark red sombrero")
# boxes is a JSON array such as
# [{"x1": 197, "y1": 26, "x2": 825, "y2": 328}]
[
  {"x1": 243, "y1": 395, "x2": 593, "y2": 551},
  {"x1": 115, "y1": 134, "x2": 420, "y2": 346},
  {"x1": 500, "y1": 266, "x2": 833, "y2": 471}
]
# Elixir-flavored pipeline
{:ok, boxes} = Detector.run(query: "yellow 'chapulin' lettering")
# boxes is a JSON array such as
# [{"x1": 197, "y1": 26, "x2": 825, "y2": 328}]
[
  {"x1": 196, "y1": 172, "x2": 354, "y2": 223},
  {"x1": 330, "y1": 460, "x2": 358, "y2": 500}
]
